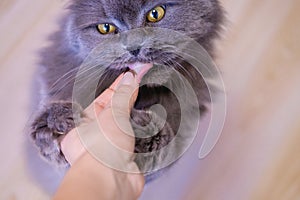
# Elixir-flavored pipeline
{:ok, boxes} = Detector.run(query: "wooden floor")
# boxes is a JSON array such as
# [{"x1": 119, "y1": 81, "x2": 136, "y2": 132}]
[{"x1": 0, "y1": 0, "x2": 299, "y2": 199}]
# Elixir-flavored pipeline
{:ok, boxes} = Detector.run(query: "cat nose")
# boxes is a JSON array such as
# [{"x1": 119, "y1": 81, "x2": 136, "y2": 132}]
[{"x1": 129, "y1": 48, "x2": 141, "y2": 57}]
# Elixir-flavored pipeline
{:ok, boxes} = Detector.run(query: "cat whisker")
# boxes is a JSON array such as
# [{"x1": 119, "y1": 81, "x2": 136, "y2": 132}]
[
  {"x1": 49, "y1": 63, "x2": 103, "y2": 98},
  {"x1": 48, "y1": 67, "x2": 79, "y2": 91},
  {"x1": 172, "y1": 55, "x2": 195, "y2": 80}
]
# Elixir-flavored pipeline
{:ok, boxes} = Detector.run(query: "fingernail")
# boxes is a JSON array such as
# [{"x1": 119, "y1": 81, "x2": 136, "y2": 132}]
[{"x1": 120, "y1": 72, "x2": 135, "y2": 85}]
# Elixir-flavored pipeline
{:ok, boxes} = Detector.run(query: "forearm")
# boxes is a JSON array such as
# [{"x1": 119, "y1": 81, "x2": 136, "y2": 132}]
[
  {"x1": 53, "y1": 151, "x2": 144, "y2": 200},
  {"x1": 53, "y1": 152, "x2": 121, "y2": 200}
]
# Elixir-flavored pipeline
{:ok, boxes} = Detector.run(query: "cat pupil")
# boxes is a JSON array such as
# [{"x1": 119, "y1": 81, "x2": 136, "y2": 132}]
[
  {"x1": 151, "y1": 10, "x2": 159, "y2": 19},
  {"x1": 104, "y1": 24, "x2": 110, "y2": 32}
]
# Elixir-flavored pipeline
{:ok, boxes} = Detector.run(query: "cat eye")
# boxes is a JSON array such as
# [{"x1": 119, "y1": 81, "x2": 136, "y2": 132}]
[
  {"x1": 97, "y1": 23, "x2": 116, "y2": 34},
  {"x1": 147, "y1": 6, "x2": 165, "y2": 23}
]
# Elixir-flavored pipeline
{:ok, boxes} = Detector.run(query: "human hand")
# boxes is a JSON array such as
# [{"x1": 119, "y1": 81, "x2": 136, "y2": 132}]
[
  {"x1": 61, "y1": 63, "x2": 152, "y2": 166},
  {"x1": 60, "y1": 73, "x2": 127, "y2": 164},
  {"x1": 53, "y1": 70, "x2": 147, "y2": 199}
]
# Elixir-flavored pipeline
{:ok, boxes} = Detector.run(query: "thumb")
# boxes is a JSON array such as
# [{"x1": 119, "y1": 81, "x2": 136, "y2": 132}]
[
  {"x1": 111, "y1": 72, "x2": 139, "y2": 118},
  {"x1": 108, "y1": 72, "x2": 139, "y2": 138}
]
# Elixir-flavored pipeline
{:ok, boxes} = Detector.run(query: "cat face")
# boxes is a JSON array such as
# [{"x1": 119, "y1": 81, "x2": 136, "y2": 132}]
[{"x1": 66, "y1": 0, "x2": 223, "y2": 67}]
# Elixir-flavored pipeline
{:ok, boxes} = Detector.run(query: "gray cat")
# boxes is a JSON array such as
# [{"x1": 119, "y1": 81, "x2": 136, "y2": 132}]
[{"x1": 30, "y1": 0, "x2": 224, "y2": 178}]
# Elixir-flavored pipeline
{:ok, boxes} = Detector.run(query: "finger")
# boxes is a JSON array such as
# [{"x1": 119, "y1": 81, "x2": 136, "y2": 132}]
[
  {"x1": 78, "y1": 72, "x2": 140, "y2": 170},
  {"x1": 106, "y1": 72, "x2": 139, "y2": 139},
  {"x1": 84, "y1": 74, "x2": 124, "y2": 119},
  {"x1": 112, "y1": 72, "x2": 139, "y2": 116}
]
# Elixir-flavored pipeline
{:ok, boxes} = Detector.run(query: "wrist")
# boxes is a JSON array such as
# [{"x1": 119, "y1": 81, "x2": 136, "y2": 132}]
[{"x1": 73, "y1": 152, "x2": 144, "y2": 199}]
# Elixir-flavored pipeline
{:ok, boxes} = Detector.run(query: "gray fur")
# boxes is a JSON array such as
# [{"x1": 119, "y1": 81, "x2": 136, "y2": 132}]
[{"x1": 30, "y1": 0, "x2": 224, "y2": 178}]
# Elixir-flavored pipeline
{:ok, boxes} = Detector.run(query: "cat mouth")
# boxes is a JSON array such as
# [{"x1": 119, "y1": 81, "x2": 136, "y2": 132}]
[{"x1": 126, "y1": 62, "x2": 153, "y2": 81}]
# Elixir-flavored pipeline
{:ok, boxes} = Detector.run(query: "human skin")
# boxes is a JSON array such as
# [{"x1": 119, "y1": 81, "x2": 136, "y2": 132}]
[{"x1": 53, "y1": 71, "x2": 147, "y2": 200}]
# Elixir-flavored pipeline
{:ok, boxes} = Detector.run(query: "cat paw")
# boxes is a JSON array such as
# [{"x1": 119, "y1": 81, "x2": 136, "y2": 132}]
[
  {"x1": 131, "y1": 109, "x2": 175, "y2": 153},
  {"x1": 30, "y1": 102, "x2": 84, "y2": 167},
  {"x1": 131, "y1": 109, "x2": 175, "y2": 172}
]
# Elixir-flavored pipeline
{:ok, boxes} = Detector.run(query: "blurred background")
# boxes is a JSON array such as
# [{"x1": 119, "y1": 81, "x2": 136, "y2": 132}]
[{"x1": 0, "y1": 0, "x2": 299, "y2": 199}]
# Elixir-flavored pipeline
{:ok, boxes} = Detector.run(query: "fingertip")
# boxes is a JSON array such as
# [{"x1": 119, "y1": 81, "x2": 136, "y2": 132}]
[{"x1": 119, "y1": 72, "x2": 136, "y2": 86}]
